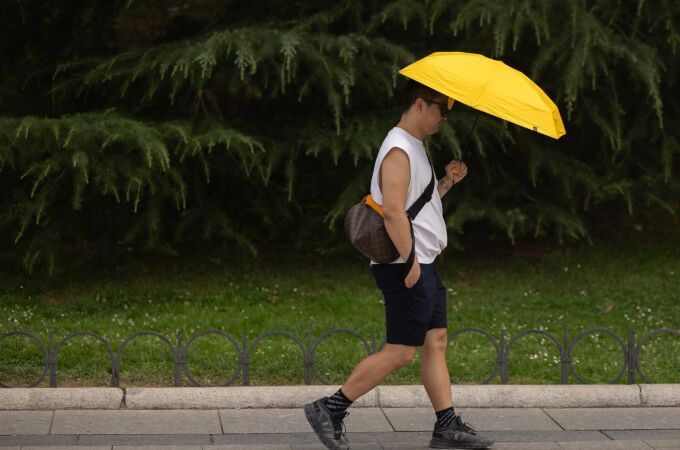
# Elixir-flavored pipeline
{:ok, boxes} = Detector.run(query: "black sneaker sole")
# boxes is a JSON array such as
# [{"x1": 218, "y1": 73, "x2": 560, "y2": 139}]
[
  {"x1": 430, "y1": 437, "x2": 494, "y2": 449},
  {"x1": 304, "y1": 403, "x2": 347, "y2": 450}
]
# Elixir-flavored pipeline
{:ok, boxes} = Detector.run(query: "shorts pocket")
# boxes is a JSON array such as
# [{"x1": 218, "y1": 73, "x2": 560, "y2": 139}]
[{"x1": 407, "y1": 270, "x2": 424, "y2": 290}]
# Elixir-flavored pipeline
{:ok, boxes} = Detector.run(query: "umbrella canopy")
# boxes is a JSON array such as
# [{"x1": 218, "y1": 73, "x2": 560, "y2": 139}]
[{"x1": 399, "y1": 52, "x2": 566, "y2": 139}]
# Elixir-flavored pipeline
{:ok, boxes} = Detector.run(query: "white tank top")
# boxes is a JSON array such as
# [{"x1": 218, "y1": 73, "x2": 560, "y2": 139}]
[{"x1": 369, "y1": 127, "x2": 448, "y2": 265}]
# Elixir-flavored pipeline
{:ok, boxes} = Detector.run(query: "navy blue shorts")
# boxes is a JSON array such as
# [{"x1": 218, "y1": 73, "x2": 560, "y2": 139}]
[{"x1": 369, "y1": 263, "x2": 448, "y2": 346}]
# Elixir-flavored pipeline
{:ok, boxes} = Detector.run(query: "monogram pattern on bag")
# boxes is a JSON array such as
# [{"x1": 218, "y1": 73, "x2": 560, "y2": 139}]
[{"x1": 344, "y1": 202, "x2": 399, "y2": 263}]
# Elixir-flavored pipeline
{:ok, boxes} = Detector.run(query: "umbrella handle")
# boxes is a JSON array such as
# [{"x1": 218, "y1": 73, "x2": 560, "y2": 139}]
[{"x1": 461, "y1": 115, "x2": 480, "y2": 160}]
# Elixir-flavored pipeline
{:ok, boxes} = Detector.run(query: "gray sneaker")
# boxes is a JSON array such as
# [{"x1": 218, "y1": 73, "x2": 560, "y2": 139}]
[
  {"x1": 430, "y1": 413, "x2": 494, "y2": 449},
  {"x1": 303, "y1": 397, "x2": 350, "y2": 450}
]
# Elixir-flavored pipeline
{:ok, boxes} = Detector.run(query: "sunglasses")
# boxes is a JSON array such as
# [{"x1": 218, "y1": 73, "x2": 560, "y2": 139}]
[{"x1": 422, "y1": 98, "x2": 448, "y2": 116}]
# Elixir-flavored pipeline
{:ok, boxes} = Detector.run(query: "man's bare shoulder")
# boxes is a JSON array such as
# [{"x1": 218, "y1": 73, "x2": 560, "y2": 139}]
[
  {"x1": 382, "y1": 146, "x2": 410, "y2": 166},
  {"x1": 380, "y1": 147, "x2": 411, "y2": 189}
]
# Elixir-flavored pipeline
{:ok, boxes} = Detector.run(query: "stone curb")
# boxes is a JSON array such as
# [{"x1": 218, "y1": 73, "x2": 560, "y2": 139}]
[{"x1": 0, "y1": 385, "x2": 678, "y2": 410}]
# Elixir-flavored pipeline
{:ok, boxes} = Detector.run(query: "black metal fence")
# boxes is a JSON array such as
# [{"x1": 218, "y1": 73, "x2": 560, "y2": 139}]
[{"x1": 1, "y1": 327, "x2": 679, "y2": 388}]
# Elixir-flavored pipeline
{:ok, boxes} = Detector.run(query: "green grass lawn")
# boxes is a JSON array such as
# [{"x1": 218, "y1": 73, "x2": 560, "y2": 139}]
[{"x1": 0, "y1": 224, "x2": 678, "y2": 387}]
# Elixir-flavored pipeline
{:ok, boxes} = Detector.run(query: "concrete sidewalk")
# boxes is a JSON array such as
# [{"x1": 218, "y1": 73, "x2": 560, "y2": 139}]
[
  {"x1": 2, "y1": 386, "x2": 680, "y2": 449},
  {"x1": 2, "y1": 406, "x2": 680, "y2": 449}
]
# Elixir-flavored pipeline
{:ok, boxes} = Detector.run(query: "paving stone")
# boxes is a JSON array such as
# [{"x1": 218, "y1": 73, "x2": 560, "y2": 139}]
[
  {"x1": 489, "y1": 443, "x2": 561, "y2": 449},
  {"x1": 22, "y1": 447, "x2": 110, "y2": 450},
  {"x1": 483, "y1": 431, "x2": 609, "y2": 442},
  {"x1": 381, "y1": 408, "x2": 560, "y2": 431},
  {"x1": 0, "y1": 411, "x2": 52, "y2": 435},
  {"x1": 603, "y1": 430, "x2": 680, "y2": 440},
  {"x1": 213, "y1": 434, "x2": 319, "y2": 445},
  {"x1": 644, "y1": 440, "x2": 680, "y2": 450},
  {"x1": 383, "y1": 443, "x2": 562, "y2": 450},
  {"x1": 346, "y1": 431, "x2": 431, "y2": 443},
  {"x1": 114, "y1": 446, "x2": 202, "y2": 450},
  {"x1": 339, "y1": 408, "x2": 393, "y2": 433},
  {"x1": 557, "y1": 440, "x2": 654, "y2": 449},
  {"x1": 546, "y1": 408, "x2": 680, "y2": 430},
  {"x1": 211, "y1": 432, "x2": 431, "y2": 447},
  {"x1": 52, "y1": 411, "x2": 221, "y2": 435},
  {"x1": 380, "y1": 442, "x2": 430, "y2": 450},
  {"x1": 219, "y1": 410, "x2": 309, "y2": 434},
  {"x1": 293, "y1": 444, "x2": 381, "y2": 450},
  {"x1": 209, "y1": 446, "x2": 293, "y2": 450},
  {"x1": 79, "y1": 435, "x2": 212, "y2": 446},
  {"x1": 364, "y1": 444, "x2": 427, "y2": 450},
  {"x1": 219, "y1": 408, "x2": 391, "y2": 434},
  {"x1": 0, "y1": 435, "x2": 76, "y2": 446}
]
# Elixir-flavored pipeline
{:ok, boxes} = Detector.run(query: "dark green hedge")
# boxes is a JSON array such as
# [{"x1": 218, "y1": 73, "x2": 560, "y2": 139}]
[{"x1": 1, "y1": 0, "x2": 678, "y2": 273}]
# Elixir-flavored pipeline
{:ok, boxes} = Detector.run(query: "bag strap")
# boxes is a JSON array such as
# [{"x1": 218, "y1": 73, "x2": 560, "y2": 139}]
[
  {"x1": 406, "y1": 168, "x2": 436, "y2": 220},
  {"x1": 403, "y1": 168, "x2": 436, "y2": 277}
]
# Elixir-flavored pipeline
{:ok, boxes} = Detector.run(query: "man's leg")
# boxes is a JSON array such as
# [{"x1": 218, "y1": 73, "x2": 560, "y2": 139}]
[
  {"x1": 421, "y1": 328, "x2": 494, "y2": 448},
  {"x1": 420, "y1": 328, "x2": 453, "y2": 411},
  {"x1": 303, "y1": 343, "x2": 416, "y2": 450},
  {"x1": 341, "y1": 343, "x2": 417, "y2": 400}
]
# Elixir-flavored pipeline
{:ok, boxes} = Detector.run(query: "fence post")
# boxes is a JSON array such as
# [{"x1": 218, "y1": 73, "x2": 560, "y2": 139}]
[
  {"x1": 241, "y1": 331, "x2": 250, "y2": 386},
  {"x1": 111, "y1": 344, "x2": 120, "y2": 388},
  {"x1": 499, "y1": 330, "x2": 508, "y2": 384},
  {"x1": 48, "y1": 331, "x2": 57, "y2": 388},
  {"x1": 561, "y1": 329, "x2": 570, "y2": 384},
  {"x1": 174, "y1": 331, "x2": 185, "y2": 387},
  {"x1": 303, "y1": 328, "x2": 313, "y2": 385},
  {"x1": 627, "y1": 329, "x2": 637, "y2": 384}
]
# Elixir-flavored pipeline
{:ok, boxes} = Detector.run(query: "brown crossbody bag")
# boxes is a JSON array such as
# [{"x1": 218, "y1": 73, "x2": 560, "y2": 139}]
[{"x1": 344, "y1": 168, "x2": 435, "y2": 276}]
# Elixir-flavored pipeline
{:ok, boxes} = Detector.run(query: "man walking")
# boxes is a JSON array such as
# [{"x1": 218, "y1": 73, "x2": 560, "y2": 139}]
[{"x1": 304, "y1": 80, "x2": 495, "y2": 449}]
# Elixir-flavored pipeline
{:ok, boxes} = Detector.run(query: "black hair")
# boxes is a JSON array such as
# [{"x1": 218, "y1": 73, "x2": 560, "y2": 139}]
[{"x1": 400, "y1": 79, "x2": 445, "y2": 113}]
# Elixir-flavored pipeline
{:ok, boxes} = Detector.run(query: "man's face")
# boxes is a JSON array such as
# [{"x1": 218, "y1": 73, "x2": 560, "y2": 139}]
[{"x1": 418, "y1": 94, "x2": 448, "y2": 135}]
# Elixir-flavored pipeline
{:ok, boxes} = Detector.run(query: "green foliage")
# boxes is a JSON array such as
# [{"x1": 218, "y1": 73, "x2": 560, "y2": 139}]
[{"x1": 0, "y1": 0, "x2": 678, "y2": 273}]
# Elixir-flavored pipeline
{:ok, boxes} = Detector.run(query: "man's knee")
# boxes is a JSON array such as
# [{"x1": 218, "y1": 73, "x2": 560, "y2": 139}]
[
  {"x1": 424, "y1": 329, "x2": 448, "y2": 352},
  {"x1": 394, "y1": 346, "x2": 417, "y2": 369}
]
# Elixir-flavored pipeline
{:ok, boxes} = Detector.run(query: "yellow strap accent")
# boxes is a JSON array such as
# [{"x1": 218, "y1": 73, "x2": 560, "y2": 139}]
[{"x1": 362, "y1": 194, "x2": 384, "y2": 217}]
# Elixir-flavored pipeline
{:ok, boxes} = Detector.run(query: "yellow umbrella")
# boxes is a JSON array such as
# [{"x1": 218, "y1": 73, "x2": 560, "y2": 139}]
[{"x1": 399, "y1": 52, "x2": 566, "y2": 139}]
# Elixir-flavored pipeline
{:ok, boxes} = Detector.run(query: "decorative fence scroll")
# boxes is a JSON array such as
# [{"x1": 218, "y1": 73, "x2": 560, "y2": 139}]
[{"x1": 1, "y1": 327, "x2": 678, "y2": 387}]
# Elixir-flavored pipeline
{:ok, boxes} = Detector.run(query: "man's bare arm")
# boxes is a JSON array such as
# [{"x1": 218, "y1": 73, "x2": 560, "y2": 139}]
[
  {"x1": 437, "y1": 177, "x2": 453, "y2": 198},
  {"x1": 380, "y1": 147, "x2": 421, "y2": 288},
  {"x1": 381, "y1": 148, "x2": 413, "y2": 261}
]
